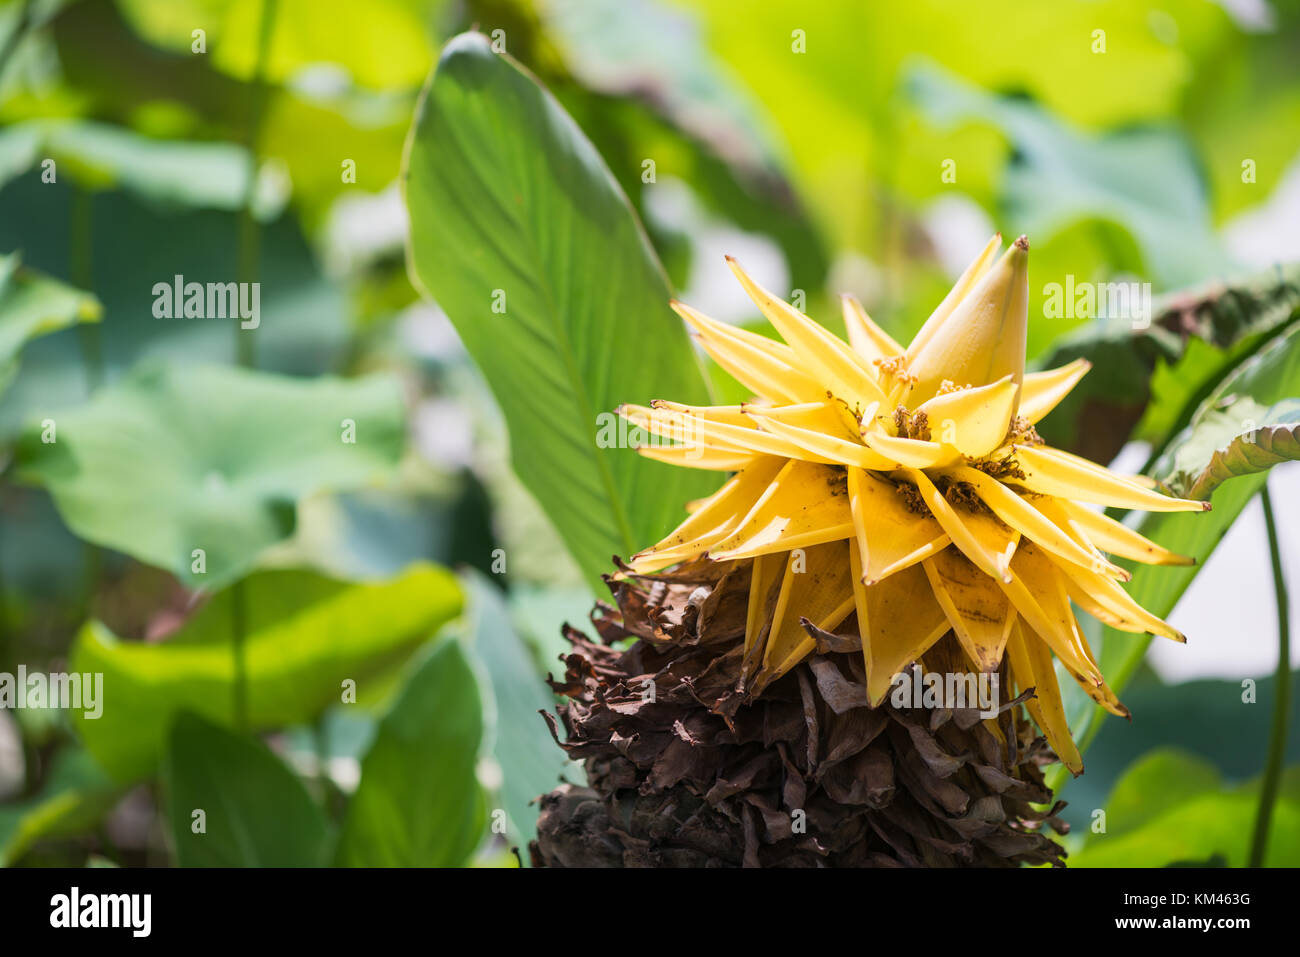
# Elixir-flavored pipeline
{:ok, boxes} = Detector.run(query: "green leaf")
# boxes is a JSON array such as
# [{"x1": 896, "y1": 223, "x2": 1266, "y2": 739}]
[
  {"x1": 681, "y1": 0, "x2": 1232, "y2": 258},
  {"x1": 0, "y1": 185, "x2": 350, "y2": 444},
  {"x1": 117, "y1": 0, "x2": 436, "y2": 91},
  {"x1": 15, "y1": 361, "x2": 405, "y2": 588},
  {"x1": 1186, "y1": 23, "x2": 1300, "y2": 224},
  {"x1": 543, "y1": 0, "x2": 778, "y2": 175},
  {"x1": 1072, "y1": 765, "x2": 1300, "y2": 868},
  {"x1": 1056, "y1": 315, "x2": 1300, "y2": 783},
  {"x1": 1058, "y1": 464, "x2": 1268, "y2": 778},
  {"x1": 259, "y1": 93, "x2": 411, "y2": 231},
  {"x1": 1055, "y1": 670, "x2": 1300, "y2": 835},
  {"x1": 0, "y1": 121, "x2": 286, "y2": 214},
  {"x1": 0, "y1": 252, "x2": 100, "y2": 395},
  {"x1": 1035, "y1": 263, "x2": 1300, "y2": 460},
  {"x1": 69, "y1": 563, "x2": 463, "y2": 782},
  {"x1": 0, "y1": 124, "x2": 41, "y2": 184},
  {"x1": 1137, "y1": 337, "x2": 1240, "y2": 445},
  {"x1": 1029, "y1": 315, "x2": 1180, "y2": 462},
  {"x1": 1136, "y1": 264, "x2": 1300, "y2": 448},
  {"x1": 906, "y1": 63, "x2": 1224, "y2": 289},
  {"x1": 404, "y1": 32, "x2": 715, "y2": 590},
  {"x1": 540, "y1": 0, "x2": 833, "y2": 290},
  {"x1": 460, "y1": 572, "x2": 569, "y2": 852},
  {"x1": 336, "y1": 639, "x2": 485, "y2": 867},
  {"x1": 508, "y1": 583, "x2": 596, "y2": 675},
  {"x1": 1176, "y1": 414, "x2": 1299, "y2": 501},
  {"x1": 1089, "y1": 748, "x2": 1222, "y2": 842},
  {"x1": 0, "y1": 747, "x2": 119, "y2": 867},
  {"x1": 1154, "y1": 322, "x2": 1300, "y2": 499},
  {"x1": 164, "y1": 712, "x2": 329, "y2": 867}
]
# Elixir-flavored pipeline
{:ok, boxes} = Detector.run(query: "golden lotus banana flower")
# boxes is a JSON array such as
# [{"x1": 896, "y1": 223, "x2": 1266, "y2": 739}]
[{"x1": 616, "y1": 235, "x2": 1208, "y2": 775}]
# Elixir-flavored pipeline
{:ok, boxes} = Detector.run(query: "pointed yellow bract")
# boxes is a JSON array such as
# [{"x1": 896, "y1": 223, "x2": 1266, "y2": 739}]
[
  {"x1": 636, "y1": 443, "x2": 757, "y2": 471},
  {"x1": 1053, "y1": 499, "x2": 1194, "y2": 567},
  {"x1": 747, "y1": 409, "x2": 897, "y2": 470},
  {"x1": 1007, "y1": 621, "x2": 1083, "y2": 774},
  {"x1": 616, "y1": 235, "x2": 1205, "y2": 772},
  {"x1": 841, "y1": 294, "x2": 903, "y2": 364},
  {"x1": 672, "y1": 299, "x2": 819, "y2": 403},
  {"x1": 906, "y1": 237, "x2": 1029, "y2": 405},
  {"x1": 903, "y1": 467, "x2": 1018, "y2": 583},
  {"x1": 863, "y1": 431, "x2": 958, "y2": 469},
  {"x1": 726, "y1": 257, "x2": 887, "y2": 415},
  {"x1": 757, "y1": 540, "x2": 854, "y2": 686},
  {"x1": 949, "y1": 466, "x2": 1128, "y2": 580},
  {"x1": 1019, "y1": 358, "x2": 1091, "y2": 425},
  {"x1": 847, "y1": 468, "x2": 948, "y2": 584},
  {"x1": 851, "y1": 547, "x2": 949, "y2": 707},
  {"x1": 627, "y1": 456, "x2": 785, "y2": 573},
  {"x1": 1015, "y1": 444, "x2": 1208, "y2": 513},
  {"x1": 709, "y1": 460, "x2": 854, "y2": 561},
  {"x1": 922, "y1": 548, "x2": 1015, "y2": 672},
  {"x1": 905, "y1": 232, "x2": 1001, "y2": 363},
  {"x1": 915, "y1": 376, "x2": 1018, "y2": 459}
]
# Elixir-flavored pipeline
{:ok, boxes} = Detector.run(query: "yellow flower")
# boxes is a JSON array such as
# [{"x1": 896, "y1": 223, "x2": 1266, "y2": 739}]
[{"x1": 617, "y1": 235, "x2": 1208, "y2": 774}]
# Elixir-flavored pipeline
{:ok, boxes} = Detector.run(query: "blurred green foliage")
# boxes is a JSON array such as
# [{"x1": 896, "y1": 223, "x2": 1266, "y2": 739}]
[
  {"x1": 0, "y1": 0, "x2": 1296, "y2": 868},
  {"x1": 165, "y1": 711, "x2": 331, "y2": 866},
  {"x1": 1072, "y1": 750, "x2": 1300, "y2": 867},
  {"x1": 405, "y1": 32, "x2": 716, "y2": 591},
  {"x1": 71, "y1": 564, "x2": 462, "y2": 781}
]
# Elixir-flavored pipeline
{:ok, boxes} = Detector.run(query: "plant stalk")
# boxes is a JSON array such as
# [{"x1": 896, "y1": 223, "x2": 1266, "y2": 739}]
[
  {"x1": 235, "y1": 0, "x2": 277, "y2": 369},
  {"x1": 228, "y1": 0, "x2": 277, "y2": 722},
  {"x1": 1249, "y1": 483, "x2": 1290, "y2": 868},
  {"x1": 231, "y1": 579, "x2": 250, "y2": 732},
  {"x1": 0, "y1": 516, "x2": 10, "y2": 675},
  {"x1": 70, "y1": 187, "x2": 105, "y2": 627},
  {"x1": 70, "y1": 187, "x2": 102, "y2": 392}
]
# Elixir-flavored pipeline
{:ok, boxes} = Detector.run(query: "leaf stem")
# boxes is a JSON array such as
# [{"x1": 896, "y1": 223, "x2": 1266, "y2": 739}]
[
  {"x1": 1249, "y1": 483, "x2": 1290, "y2": 868},
  {"x1": 313, "y1": 713, "x2": 343, "y2": 818},
  {"x1": 70, "y1": 187, "x2": 102, "y2": 392},
  {"x1": 235, "y1": 0, "x2": 277, "y2": 369},
  {"x1": 0, "y1": 517, "x2": 9, "y2": 673},
  {"x1": 231, "y1": 579, "x2": 250, "y2": 732},
  {"x1": 227, "y1": 0, "x2": 277, "y2": 724},
  {"x1": 69, "y1": 186, "x2": 104, "y2": 626}
]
